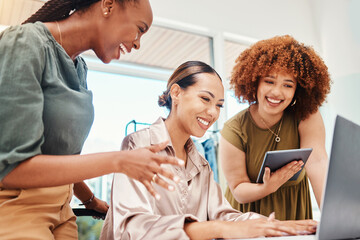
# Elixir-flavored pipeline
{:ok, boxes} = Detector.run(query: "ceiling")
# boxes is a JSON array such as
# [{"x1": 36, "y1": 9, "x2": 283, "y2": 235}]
[
  {"x1": 0, "y1": 0, "x2": 45, "y2": 25},
  {"x1": 0, "y1": 0, "x2": 248, "y2": 79}
]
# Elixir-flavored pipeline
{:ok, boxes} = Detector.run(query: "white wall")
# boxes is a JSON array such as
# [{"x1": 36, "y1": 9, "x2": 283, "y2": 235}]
[
  {"x1": 0, "y1": 24, "x2": 8, "y2": 32},
  {"x1": 309, "y1": 0, "x2": 360, "y2": 152},
  {"x1": 152, "y1": 0, "x2": 321, "y2": 52}
]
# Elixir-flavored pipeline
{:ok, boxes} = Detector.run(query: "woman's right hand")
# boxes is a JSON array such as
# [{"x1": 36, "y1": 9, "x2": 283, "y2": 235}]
[
  {"x1": 117, "y1": 141, "x2": 184, "y2": 200},
  {"x1": 262, "y1": 160, "x2": 304, "y2": 193}
]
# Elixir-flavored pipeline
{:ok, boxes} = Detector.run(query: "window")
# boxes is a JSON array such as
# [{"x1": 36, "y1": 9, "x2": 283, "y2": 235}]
[
  {"x1": 224, "y1": 40, "x2": 249, "y2": 80},
  {"x1": 78, "y1": 68, "x2": 169, "y2": 200},
  {"x1": 74, "y1": 67, "x2": 170, "y2": 239},
  {"x1": 84, "y1": 25, "x2": 213, "y2": 71}
]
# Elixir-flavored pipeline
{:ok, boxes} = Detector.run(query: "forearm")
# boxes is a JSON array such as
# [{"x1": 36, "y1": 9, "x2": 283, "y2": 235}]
[
  {"x1": 184, "y1": 221, "x2": 223, "y2": 240},
  {"x1": 232, "y1": 182, "x2": 274, "y2": 203},
  {"x1": 1, "y1": 152, "x2": 120, "y2": 188},
  {"x1": 73, "y1": 181, "x2": 93, "y2": 203},
  {"x1": 299, "y1": 110, "x2": 327, "y2": 208},
  {"x1": 306, "y1": 158, "x2": 327, "y2": 207}
]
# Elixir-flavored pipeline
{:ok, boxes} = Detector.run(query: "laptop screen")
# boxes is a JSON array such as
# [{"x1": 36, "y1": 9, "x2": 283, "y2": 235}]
[{"x1": 317, "y1": 115, "x2": 360, "y2": 240}]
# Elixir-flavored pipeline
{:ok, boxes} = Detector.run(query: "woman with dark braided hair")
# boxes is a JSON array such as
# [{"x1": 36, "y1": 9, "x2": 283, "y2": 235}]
[
  {"x1": 219, "y1": 35, "x2": 331, "y2": 221},
  {"x1": 0, "y1": 0, "x2": 184, "y2": 238}
]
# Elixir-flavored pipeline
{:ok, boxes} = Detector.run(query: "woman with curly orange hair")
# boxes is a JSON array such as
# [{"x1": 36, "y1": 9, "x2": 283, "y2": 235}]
[{"x1": 219, "y1": 35, "x2": 331, "y2": 220}]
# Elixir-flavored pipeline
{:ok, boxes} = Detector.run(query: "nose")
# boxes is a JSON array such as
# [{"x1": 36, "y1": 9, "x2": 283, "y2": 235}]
[
  {"x1": 207, "y1": 105, "x2": 220, "y2": 121},
  {"x1": 133, "y1": 38, "x2": 140, "y2": 50},
  {"x1": 271, "y1": 84, "x2": 282, "y2": 97}
]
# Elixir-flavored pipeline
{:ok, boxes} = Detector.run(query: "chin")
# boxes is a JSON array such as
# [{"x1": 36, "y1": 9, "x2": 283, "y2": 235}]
[
  {"x1": 192, "y1": 131, "x2": 206, "y2": 138},
  {"x1": 94, "y1": 51, "x2": 112, "y2": 64},
  {"x1": 101, "y1": 57, "x2": 112, "y2": 64}
]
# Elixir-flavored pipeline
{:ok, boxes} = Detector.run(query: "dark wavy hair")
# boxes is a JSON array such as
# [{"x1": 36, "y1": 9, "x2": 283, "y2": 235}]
[
  {"x1": 158, "y1": 61, "x2": 222, "y2": 111},
  {"x1": 230, "y1": 35, "x2": 331, "y2": 120},
  {"x1": 22, "y1": 0, "x2": 138, "y2": 24}
]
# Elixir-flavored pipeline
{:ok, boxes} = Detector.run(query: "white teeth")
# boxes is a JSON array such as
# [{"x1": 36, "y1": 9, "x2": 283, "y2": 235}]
[
  {"x1": 197, "y1": 117, "x2": 209, "y2": 126},
  {"x1": 119, "y1": 43, "x2": 128, "y2": 54},
  {"x1": 267, "y1": 97, "x2": 281, "y2": 104}
]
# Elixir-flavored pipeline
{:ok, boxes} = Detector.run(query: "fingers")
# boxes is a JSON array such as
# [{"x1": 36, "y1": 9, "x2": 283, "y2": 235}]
[
  {"x1": 260, "y1": 222, "x2": 297, "y2": 237},
  {"x1": 147, "y1": 145, "x2": 185, "y2": 167},
  {"x1": 261, "y1": 219, "x2": 317, "y2": 237},
  {"x1": 275, "y1": 161, "x2": 303, "y2": 181},
  {"x1": 270, "y1": 222, "x2": 298, "y2": 236},
  {"x1": 263, "y1": 167, "x2": 271, "y2": 183},
  {"x1": 152, "y1": 174, "x2": 176, "y2": 192},
  {"x1": 264, "y1": 229, "x2": 291, "y2": 237},
  {"x1": 144, "y1": 162, "x2": 180, "y2": 185},
  {"x1": 283, "y1": 220, "x2": 317, "y2": 235},
  {"x1": 143, "y1": 180, "x2": 161, "y2": 200},
  {"x1": 147, "y1": 141, "x2": 169, "y2": 153},
  {"x1": 288, "y1": 160, "x2": 304, "y2": 173},
  {"x1": 156, "y1": 166, "x2": 180, "y2": 183},
  {"x1": 156, "y1": 154, "x2": 185, "y2": 167},
  {"x1": 289, "y1": 219, "x2": 318, "y2": 233},
  {"x1": 267, "y1": 212, "x2": 276, "y2": 221},
  {"x1": 143, "y1": 171, "x2": 178, "y2": 201}
]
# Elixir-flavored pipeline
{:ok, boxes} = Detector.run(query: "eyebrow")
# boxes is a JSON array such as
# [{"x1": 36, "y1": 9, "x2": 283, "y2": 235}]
[
  {"x1": 200, "y1": 90, "x2": 225, "y2": 102},
  {"x1": 284, "y1": 79, "x2": 295, "y2": 83},
  {"x1": 267, "y1": 75, "x2": 295, "y2": 83}
]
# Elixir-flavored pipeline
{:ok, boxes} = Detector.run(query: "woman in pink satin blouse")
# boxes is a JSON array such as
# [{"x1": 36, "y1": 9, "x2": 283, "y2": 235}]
[{"x1": 100, "y1": 61, "x2": 318, "y2": 240}]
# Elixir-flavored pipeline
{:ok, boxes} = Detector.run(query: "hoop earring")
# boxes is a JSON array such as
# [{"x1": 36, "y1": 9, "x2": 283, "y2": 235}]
[
  {"x1": 291, "y1": 99, "x2": 296, "y2": 106},
  {"x1": 253, "y1": 93, "x2": 257, "y2": 102}
]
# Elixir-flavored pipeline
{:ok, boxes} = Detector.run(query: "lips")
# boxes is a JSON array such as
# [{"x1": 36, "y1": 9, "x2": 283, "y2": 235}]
[
  {"x1": 266, "y1": 97, "x2": 282, "y2": 104},
  {"x1": 119, "y1": 43, "x2": 129, "y2": 55},
  {"x1": 197, "y1": 117, "x2": 211, "y2": 131}
]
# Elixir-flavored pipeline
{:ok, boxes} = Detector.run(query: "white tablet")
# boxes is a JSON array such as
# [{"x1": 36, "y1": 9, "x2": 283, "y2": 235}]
[{"x1": 256, "y1": 148, "x2": 313, "y2": 183}]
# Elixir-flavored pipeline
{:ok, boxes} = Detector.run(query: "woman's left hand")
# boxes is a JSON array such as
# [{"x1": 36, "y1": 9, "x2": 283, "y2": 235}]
[
  {"x1": 85, "y1": 196, "x2": 109, "y2": 219},
  {"x1": 267, "y1": 212, "x2": 318, "y2": 236},
  {"x1": 282, "y1": 219, "x2": 318, "y2": 235}
]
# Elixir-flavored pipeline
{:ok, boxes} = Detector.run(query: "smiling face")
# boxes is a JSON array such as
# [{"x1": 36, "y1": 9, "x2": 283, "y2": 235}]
[
  {"x1": 96, "y1": 0, "x2": 153, "y2": 63},
  {"x1": 256, "y1": 70, "x2": 297, "y2": 118},
  {"x1": 171, "y1": 73, "x2": 224, "y2": 138}
]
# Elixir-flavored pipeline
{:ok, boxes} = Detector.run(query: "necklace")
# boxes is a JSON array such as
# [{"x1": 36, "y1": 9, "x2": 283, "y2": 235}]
[
  {"x1": 56, "y1": 21, "x2": 63, "y2": 47},
  {"x1": 260, "y1": 117, "x2": 283, "y2": 143}
]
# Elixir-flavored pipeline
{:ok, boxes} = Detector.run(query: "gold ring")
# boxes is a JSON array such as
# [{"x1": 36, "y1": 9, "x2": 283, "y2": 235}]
[{"x1": 152, "y1": 174, "x2": 157, "y2": 182}]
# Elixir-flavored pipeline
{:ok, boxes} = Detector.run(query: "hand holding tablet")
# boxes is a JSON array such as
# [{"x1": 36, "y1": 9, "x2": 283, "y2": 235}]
[{"x1": 256, "y1": 148, "x2": 313, "y2": 183}]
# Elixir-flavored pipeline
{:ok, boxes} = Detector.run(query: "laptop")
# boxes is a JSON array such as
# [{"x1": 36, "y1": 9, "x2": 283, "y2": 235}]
[{"x1": 237, "y1": 115, "x2": 360, "y2": 240}]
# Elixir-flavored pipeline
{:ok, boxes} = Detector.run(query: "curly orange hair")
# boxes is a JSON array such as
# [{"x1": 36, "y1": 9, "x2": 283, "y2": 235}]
[{"x1": 230, "y1": 35, "x2": 331, "y2": 120}]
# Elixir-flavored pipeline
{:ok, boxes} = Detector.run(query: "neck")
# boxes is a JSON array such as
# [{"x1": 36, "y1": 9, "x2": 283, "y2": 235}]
[
  {"x1": 164, "y1": 116, "x2": 190, "y2": 163},
  {"x1": 250, "y1": 104, "x2": 283, "y2": 128},
  {"x1": 45, "y1": 12, "x2": 96, "y2": 61}
]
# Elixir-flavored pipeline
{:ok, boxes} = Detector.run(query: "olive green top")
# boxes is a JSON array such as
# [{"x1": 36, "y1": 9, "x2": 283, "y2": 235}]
[
  {"x1": 0, "y1": 22, "x2": 94, "y2": 181},
  {"x1": 221, "y1": 108, "x2": 312, "y2": 220}
]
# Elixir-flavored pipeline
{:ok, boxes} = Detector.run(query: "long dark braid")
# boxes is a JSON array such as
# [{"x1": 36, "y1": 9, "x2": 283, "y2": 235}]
[
  {"x1": 22, "y1": 0, "x2": 139, "y2": 24},
  {"x1": 22, "y1": 0, "x2": 99, "y2": 24}
]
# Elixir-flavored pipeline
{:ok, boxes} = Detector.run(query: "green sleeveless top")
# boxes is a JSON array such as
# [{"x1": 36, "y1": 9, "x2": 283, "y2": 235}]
[{"x1": 221, "y1": 108, "x2": 312, "y2": 220}]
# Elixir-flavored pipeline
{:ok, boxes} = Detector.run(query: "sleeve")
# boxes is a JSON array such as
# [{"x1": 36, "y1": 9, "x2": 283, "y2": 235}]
[
  {"x1": 101, "y1": 135, "x2": 198, "y2": 240},
  {"x1": 220, "y1": 115, "x2": 247, "y2": 152},
  {"x1": 0, "y1": 25, "x2": 46, "y2": 180},
  {"x1": 206, "y1": 169, "x2": 265, "y2": 221}
]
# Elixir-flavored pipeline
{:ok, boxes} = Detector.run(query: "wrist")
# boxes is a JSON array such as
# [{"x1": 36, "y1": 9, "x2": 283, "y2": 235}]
[
  {"x1": 113, "y1": 150, "x2": 126, "y2": 173},
  {"x1": 261, "y1": 182, "x2": 276, "y2": 195},
  {"x1": 80, "y1": 194, "x2": 94, "y2": 206},
  {"x1": 210, "y1": 220, "x2": 225, "y2": 239}
]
